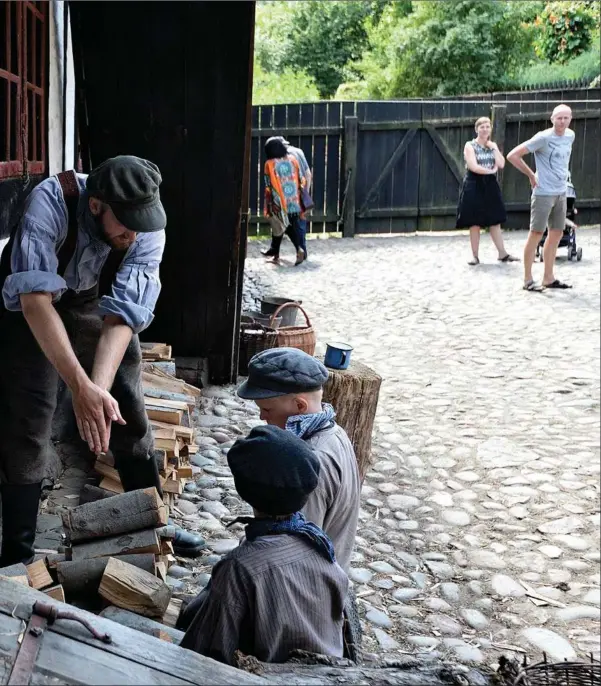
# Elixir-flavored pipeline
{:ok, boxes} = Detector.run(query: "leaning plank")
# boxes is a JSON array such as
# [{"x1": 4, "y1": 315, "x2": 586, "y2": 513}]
[
  {"x1": 0, "y1": 562, "x2": 30, "y2": 586},
  {"x1": 99, "y1": 557, "x2": 171, "y2": 618},
  {"x1": 63, "y1": 487, "x2": 167, "y2": 544},
  {"x1": 99, "y1": 476, "x2": 124, "y2": 494},
  {"x1": 57, "y1": 553, "x2": 157, "y2": 599},
  {"x1": 0, "y1": 576, "x2": 268, "y2": 685},
  {"x1": 71, "y1": 528, "x2": 161, "y2": 561},
  {"x1": 44, "y1": 584, "x2": 66, "y2": 602},
  {"x1": 26, "y1": 559, "x2": 54, "y2": 590},
  {"x1": 79, "y1": 484, "x2": 116, "y2": 504},
  {"x1": 101, "y1": 605, "x2": 185, "y2": 643}
]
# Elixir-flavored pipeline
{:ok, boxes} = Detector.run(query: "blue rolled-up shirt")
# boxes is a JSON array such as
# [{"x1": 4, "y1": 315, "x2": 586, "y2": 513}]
[{"x1": 2, "y1": 174, "x2": 165, "y2": 334}]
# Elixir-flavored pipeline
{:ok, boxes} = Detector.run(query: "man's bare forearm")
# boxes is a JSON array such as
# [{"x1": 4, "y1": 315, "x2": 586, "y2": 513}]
[
  {"x1": 20, "y1": 292, "x2": 88, "y2": 391},
  {"x1": 92, "y1": 315, "x2": 133, "y2": 391},
  {"x1": 507, "y1": 150, "x2": 534, "y2": 178}
]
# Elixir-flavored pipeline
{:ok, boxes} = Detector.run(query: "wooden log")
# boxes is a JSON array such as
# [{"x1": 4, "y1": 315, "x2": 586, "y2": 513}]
[
  {"x1": 63, "y1": 487, "x2": 167, "y2": 544},
  {"x1": 144, "y1": 388, "x2": 196, "y2": 410},
  {"x1": 0, "y1": 562, "x2": 30, "y2": 586},
  {"x1": 99, "y1": 605, "x2": 185, "y2": 644},
  {"x1": 94, "y1": 460, "x2": 122, "y2": 483},
  {"x1": 320, "y1": 358, "x2": 382, "y2": 482},
  {"x1": 57, "y1": 553, "x2": 157, "y2": 598},
  {"x1": 26, "y1": 559, "x2": 54, "y2": 590},
  {"x1": 44, "y1": 584, "x2": 66, "y2": 602},
  {"x1": 142, "y1": 366, "x2": 201, "y2": 397},
  {"x1": 146, "y1": 406, "x2": 183, "y2": 426},
  {"x1": 99, "y1": 557, "x2": 171, "y2": 618},
  {"x1": 141, "y1": 342, "x2": 172, "y2": 361},
  {"x1": 46, "y1": 553, "x2": 67, "y2": 569},
  {"x1": 71, "y1": 529, "x2": 161, "y2": 561},
  {"x1": 79, "y1": 484, "x2": 116, "y2": 505},
  {"x1": 234, "y1": 652, "x2": 494, "y2": 685}
]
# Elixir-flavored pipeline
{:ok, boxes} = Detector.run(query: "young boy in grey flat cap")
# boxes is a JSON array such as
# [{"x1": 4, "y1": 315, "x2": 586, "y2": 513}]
[
  {"x1": 180, "y1": 425, "x2": 347, "y2": 665},
  {"x1": 237, "y1": 347, "x2": 360, "y2": 573}
]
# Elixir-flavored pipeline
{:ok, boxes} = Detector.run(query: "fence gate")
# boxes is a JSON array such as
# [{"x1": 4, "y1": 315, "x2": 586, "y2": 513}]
[{"x1": 249, "y1": 89, "x2": 600, "y2": 235}]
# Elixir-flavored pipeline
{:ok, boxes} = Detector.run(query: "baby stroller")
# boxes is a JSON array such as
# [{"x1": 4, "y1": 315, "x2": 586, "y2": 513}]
[{"x1": 537, "y1": 173, "x2": 582, "y2": 262}]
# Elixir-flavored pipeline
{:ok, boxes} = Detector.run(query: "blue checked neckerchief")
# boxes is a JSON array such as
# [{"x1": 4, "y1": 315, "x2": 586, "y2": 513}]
[
  {"x1": 285, "y1": 403, "x2": 336, "y2": 440},
  {"x1": 233, "y1": 512, "x2": 336, "y2": 563}
]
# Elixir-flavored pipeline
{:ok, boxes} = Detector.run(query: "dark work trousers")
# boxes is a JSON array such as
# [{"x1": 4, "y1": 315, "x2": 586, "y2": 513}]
[
  {"x1": 285, "y1": 214, "x2": 302, "y2": 252},
  {"x1": 0, "y1": 295, "x2": 158, "y2": 491}
]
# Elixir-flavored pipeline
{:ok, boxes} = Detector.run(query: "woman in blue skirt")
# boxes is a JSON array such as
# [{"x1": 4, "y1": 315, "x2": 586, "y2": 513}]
[{"x1": 456, "y1": 117, "x2": 519, "y2": 265}]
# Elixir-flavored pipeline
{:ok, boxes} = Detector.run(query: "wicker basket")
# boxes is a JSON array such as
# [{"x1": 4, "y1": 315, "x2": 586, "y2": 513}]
[
  {"x1": 270, "y1": 302, "x2": 316, "y2": 356},
  {"x1": 239, "y1": 322, "x2": 278, "y2": 375},
  {"x1": 506, "y1": 654, "x2": 600, "y2": 686}
]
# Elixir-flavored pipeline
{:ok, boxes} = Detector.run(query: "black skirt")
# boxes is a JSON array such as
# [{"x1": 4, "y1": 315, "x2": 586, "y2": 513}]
[{"x1": 456, "y1": 171, "x2": 507, "y2": 228}]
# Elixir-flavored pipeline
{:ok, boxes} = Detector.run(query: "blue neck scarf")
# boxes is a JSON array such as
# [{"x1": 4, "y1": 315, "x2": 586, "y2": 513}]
[
  {"x1": 235, "y1": 512, "x2": 336, "y2": 563},
  {"x1": 286, "y1": 403, "x2": 336, "y2": 440}
]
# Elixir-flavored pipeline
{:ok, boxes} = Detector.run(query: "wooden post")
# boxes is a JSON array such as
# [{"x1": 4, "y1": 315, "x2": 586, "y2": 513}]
[
  {"x1": 342, "y1": 116, "x2": 358, "y2": 238},
  {"x1": 320, "y1": 358, "x2": 382, "y2": 482},
  {"x1": 492, "y1": 104, "x2": 507, "y2": 188}
]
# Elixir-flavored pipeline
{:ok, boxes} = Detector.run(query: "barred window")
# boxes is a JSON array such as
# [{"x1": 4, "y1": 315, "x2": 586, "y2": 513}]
[{"x1": 0, "y1": 1, "x2": 47, "y2": 179}]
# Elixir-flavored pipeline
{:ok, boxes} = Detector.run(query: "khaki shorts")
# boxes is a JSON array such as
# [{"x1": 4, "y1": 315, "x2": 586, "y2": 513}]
[{"x1": 530, "y1": 194, "x2": 567, "y2": 233}]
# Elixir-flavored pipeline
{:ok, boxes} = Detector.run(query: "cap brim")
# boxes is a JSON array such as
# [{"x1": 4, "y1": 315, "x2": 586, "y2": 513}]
[
  {"x1": 111, "y1": 197, "x2": 166, "y2": 233},
  {"x1": 237, "y1": 380, "x2": 285, "y2": 400}
]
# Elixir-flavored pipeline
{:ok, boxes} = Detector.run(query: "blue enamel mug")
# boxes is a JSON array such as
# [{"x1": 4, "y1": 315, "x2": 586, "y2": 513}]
[{"x1": 324, "y1": 342, "x2": 353, "y2": 370}]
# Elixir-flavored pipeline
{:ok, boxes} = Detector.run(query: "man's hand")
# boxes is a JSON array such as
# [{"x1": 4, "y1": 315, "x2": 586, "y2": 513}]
[
  {"x1": 72, "y1": 379, "x2": 126, "y2": 454},
  {"x1": 529, "y1": 173, "x2": 538, "y2": 190}
]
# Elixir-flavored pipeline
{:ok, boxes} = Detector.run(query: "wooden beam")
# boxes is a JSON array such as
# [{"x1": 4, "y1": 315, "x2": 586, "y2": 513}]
[
  {"x1": 492, "y1": 104, "x2": 507, "y2": 187},
  {"x1": 425, "y1": 126, "x2": 463, "y2": 184},
  {"x1": 357, "y1": 129, "x2": 417, "y2": 217},
  {"x1": 251, "y1": 125, "x2": 341, "y2": 137},
  {"x1": 342, "y1": 116, "x2": 358, "y2": 238},
  {"x1": 99, "y1": 557, "x2": 172, "y2": 618},
  {"x1": 506, "y1": 108, "x2": 599, "y2": 123}
]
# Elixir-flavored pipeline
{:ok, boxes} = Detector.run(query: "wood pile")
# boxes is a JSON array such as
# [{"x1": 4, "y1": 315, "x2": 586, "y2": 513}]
[
  {"x1": 0, "y1": 344, "x2": 200, "y2": 635},
  {"x1": 92, "y1": 345, "x2": 201, "y2": 516}
]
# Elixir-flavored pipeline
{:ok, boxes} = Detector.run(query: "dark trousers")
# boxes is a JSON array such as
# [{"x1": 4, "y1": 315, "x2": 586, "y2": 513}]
[{"x1": 0, "y1": 300, "x2": 156, "y2": 488}]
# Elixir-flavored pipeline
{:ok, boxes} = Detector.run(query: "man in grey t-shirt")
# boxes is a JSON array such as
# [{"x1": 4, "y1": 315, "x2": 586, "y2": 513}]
[{"x1": 507, "y1": 104, "x2": 575, "y2": 290}]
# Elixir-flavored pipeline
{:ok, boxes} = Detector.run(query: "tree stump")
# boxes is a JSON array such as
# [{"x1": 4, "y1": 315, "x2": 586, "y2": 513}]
[{"x1": 320, "y1": 358, "x2": 382, "y2": 482}]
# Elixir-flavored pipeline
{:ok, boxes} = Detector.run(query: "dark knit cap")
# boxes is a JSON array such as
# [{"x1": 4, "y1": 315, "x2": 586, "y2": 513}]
[
  {"x1": 86, "y1": 155, "x2": 166, "y2": 233},
  {"x1": 227, "y1": 425, "x2": 320, "y2": 516}
]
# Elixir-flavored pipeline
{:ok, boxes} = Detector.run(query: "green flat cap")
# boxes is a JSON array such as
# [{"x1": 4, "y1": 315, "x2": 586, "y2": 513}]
[{"x1": 86, "y1": 155, "x2": 166, "y2": 233}]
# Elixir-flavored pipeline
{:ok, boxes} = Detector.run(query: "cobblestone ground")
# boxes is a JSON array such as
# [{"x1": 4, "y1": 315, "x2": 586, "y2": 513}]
[
  {"x1": 38, "y1": 227, "x2": 600, "y2": 670},
  {"x1": 239, "y1": 227, "x2": 601, "y2": 665}
]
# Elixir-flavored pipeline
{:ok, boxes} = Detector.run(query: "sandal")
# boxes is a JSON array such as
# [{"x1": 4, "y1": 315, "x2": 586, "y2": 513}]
[
  {"x1": 523, "y1": 280, "x2": 544, "y2": 292},
  {"x1": 499, "y1": 254, "x2": 520, "y2": 262},
  {"x1": 544, "y1": 279, "x2": 572, "y2": 289},
  {"x1": 468, "y1": 257, "x2": 480, "y2": 266}
]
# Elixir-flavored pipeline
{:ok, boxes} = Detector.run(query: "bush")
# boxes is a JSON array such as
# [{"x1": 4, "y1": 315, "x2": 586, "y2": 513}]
[
  {"x1": 535, "y1": 2, "x2": 598, "y2": 63},
  {"x1": 252, "y1": 61, "x2": 321, "y2": 106},
  {"x1": 514, "y1": 46, "x2": 601, "y2": 86}
]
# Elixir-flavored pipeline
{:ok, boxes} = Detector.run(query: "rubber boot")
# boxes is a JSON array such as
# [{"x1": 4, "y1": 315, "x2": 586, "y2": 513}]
[
  {"x1": 0, "y1": 482, "x2": 42, "y2": 567},
  {"x1": 261, "y1": 234, "x2": 283, "y2": 258},
  {"x1": 167, "y1": 517, "x2": 206, "y2": 559}
]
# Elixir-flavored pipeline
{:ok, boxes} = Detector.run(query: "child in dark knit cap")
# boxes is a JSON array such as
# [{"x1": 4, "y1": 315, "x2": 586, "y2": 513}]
[{"x1": 179, "y1": 425, "x2": 348, "y2": 666}]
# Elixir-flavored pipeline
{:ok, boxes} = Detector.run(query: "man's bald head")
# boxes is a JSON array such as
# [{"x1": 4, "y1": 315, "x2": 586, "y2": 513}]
[{"x1": 550, "y1": 104, "x2": 572, "y2": 133}]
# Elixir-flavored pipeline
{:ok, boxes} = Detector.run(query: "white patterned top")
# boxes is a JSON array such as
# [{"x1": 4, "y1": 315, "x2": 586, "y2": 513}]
[{"x1": 470, "y1": 140, "x2": 496, "y2": 170}]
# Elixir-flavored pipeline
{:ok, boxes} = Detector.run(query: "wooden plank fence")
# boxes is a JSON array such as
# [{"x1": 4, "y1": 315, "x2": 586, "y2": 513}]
[{"x1": 248, "y1": 87, "x2": 600, "y2": 236}]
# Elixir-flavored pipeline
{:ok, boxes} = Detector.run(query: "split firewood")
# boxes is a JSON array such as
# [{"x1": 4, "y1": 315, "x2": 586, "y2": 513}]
[
  {"x1": 63, "y1": 487, "x2": 167, "y2": 544},
  {"x1": 44, "y1": 585, "x2": 66, "y2": 602},
  {"x1": 163, "y1": 478, "x2": 183, "y2": 496},
  {"x1": 99, "y1": 476, "x2": 124, "y2": 494},
  {"x1": 140, "y1": 342, "x2": 172, "y2": 361},
  {"x1": 144, "y1": 388, "x2": 196, "y2": 410},
  {"x1": 153, "y1": 426, "x2": 177, "y2": 441},
  {"x1": 96, "y1": 452, "x2": 115, "y2": 467},
  {"x1": 99, "y1": 557, "x2": 171, "y2": 618},
  {"x1": 71, "y1": 528, "x2": 161, "y2": 561},
  {"x1": 142, "y1": 366, "x2": 200, "y2": 397},
  {"x1": 145, "y1": 404, "x2": 183, "y2": 426},
  {"x1": 94, "y1": 460, "x2": 122, "y2": 483},
  {"x1": 161, "y1": 597, "x2": 182, "y2": 628},
  {"x1": 154, "y1": 436, "x2": 179, "y2": 458},
  {"x1": 26, "y1": 559, "x2": 54, "y2": 590},
  {"x1": 0, "y1": 562, "x2": 30, "y2": 586},
  {"x1": 150, "y1": 420, "x2": 194, "y2": 442},
  {"x1": 57, "y1": 553, "x2": 157, "y2": 599},
  {"x1": 176, "y1": 466, "x2": 194, "y2": 479}
]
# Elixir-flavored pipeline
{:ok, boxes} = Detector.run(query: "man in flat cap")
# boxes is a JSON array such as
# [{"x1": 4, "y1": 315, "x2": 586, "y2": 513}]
[
  {"x1": 180, "y1": 425, "x2": 348, "y2": 665},
  {"x1": 0, "y1": 155, "x2": 201, "y2": 565},
  {"x1": 237, "y1": 347, "x2": 360, "y2": 573}
]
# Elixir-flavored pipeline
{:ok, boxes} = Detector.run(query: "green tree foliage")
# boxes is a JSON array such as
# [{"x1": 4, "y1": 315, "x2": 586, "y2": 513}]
[
  {"x1": 252, "y1": 60, "x2": 320, "y2": 105},
  {"x1": 535, "y1": 1, "x2": 598, "y2": 63},
  {"x1": 356, "y1": 0, "x2": 535, "y2": 98}
]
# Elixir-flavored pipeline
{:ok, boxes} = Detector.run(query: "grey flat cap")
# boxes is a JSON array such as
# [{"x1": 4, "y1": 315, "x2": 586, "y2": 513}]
[{"x1": 237, "y1": 348, "x2": 329, "y2": 400}]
